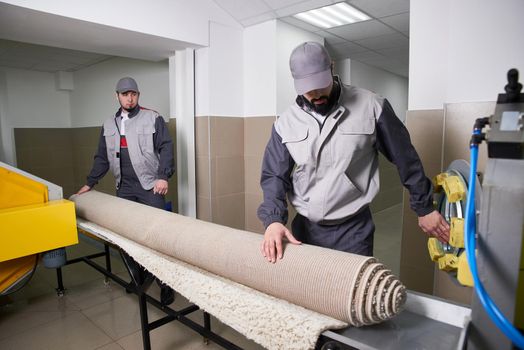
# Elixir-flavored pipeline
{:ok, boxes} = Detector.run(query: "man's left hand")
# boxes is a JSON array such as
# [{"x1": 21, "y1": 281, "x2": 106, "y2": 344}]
[
  {"x1": 418, "y1": 210, "x2": 449, "y2": 243},
  {"x1": 153, "y1": 179, "x2": 168, "y2": 195}
]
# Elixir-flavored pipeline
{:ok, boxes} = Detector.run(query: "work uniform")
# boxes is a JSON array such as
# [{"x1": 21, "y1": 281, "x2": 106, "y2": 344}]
[
  {"x1": 258, "y1": 78, "x2": 433, "y2": 256},
  {"x1": 86, "y1": 104, "x2": 175, "y2": 304},
  {"x1": 86, "y1": 104, "x2": 174, "y2": 208}
]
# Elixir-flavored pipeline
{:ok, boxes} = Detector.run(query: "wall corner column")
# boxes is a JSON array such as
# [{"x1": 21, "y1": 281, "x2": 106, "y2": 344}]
[{"x1": 170, "y1": 49, "x2": 196, "y2": 217}]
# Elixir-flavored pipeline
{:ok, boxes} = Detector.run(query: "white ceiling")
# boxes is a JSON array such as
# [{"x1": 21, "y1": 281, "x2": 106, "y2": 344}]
[
  {"x1": 0, "y1": 0, "x2": 409, "y2": 77},
  {"x1": 0, "y1": 39, "x2": 113, "y2": 72},
  {"x1": 213, "y1": 0, "x2": 410, "y2": 77}
]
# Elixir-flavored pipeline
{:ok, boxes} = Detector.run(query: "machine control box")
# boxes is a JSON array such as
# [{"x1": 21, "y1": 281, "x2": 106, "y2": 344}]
[{"x1": 487, "y1": 69, "x2": 524, "y2": 159}]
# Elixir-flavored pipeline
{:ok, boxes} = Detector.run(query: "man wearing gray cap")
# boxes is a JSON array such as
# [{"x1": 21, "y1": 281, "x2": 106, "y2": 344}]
[
  {"x1": 258, "y1": 42, "x2": 449, "y2": 263},
  {"x1": 76, "y1": 77, "x2": 175, "y2": 304}
]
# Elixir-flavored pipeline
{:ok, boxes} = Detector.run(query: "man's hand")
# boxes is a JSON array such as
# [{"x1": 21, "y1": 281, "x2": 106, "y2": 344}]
[
  {"x1": 76, "y1": 185, "x2": 91, "y2": 195},
  {"x1": 418, "y1": 210, "x2": 450, "y2": 243},
  {"x1": 260, "y1": 222, "x2": 301, "y2": 263},
  {"x1": 153, "y1": 179, "x2": 168, "y2": 195}
]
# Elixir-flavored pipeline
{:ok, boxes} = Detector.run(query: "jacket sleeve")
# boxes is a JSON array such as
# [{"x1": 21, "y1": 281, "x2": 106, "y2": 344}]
[
  {"x1": 86, "y1": 127, "x2": 110, "y2": 188},
  {"x1": 257, "y1": 125, "x2": 296, "y2": 229},
  {"x1": 376, "y1": 99, "x2": 434, "y2": 216},
  {"x1": 153, "y1": 116, "x2": 175, "y2": 180}
]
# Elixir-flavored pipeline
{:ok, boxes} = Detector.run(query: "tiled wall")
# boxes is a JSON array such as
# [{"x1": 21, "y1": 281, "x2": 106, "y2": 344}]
[
  {"x1": 14, "y1": 119, "x2": 178, "y2": 212},
  {"x1": 244, "y1": 117, "x2": 276, "y2": 233},
  {"x1": 195, "y1": 117, "x2": 245, "y2": 230},
  {"x1": 14, "y1": 128, "x2": 76, "y2": 197},
  {"x1": 196, "y1": 115, "x2": 404, "y2": 234},
  {"x1": 401, "y1": 102, "x2": 494, "y2": 304},
  {"x1": 400, "y1": 109, "x2": 445, "y2": 295}
]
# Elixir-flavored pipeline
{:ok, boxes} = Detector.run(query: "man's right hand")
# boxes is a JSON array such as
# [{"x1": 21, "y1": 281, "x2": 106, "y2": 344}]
[
  {"x1": 260, "y1": 222, "x2": 301, "y2": 263},
  {"x1": 76, "y1": 185, "x2": 91, "y2": 195}
]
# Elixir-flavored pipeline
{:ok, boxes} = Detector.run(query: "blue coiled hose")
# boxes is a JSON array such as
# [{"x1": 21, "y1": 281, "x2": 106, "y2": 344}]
[{"x1": 465, "y1": 131, "x2": 524, "y2": 349}]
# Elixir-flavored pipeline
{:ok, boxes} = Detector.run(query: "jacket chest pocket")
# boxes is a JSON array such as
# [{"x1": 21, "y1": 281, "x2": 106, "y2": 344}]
[
  {"x1": 137, "y1": 126, "x2": 155, "y2": 154},
  {"x1": 103, "y1": 128, "x2": 118, "y2": 154},
  {"x1": 332, "y1": 117, "x2": 375, "y2": 160},
  {"x1": 281, "y1": 128, "x2": 309, "y2": 165}
]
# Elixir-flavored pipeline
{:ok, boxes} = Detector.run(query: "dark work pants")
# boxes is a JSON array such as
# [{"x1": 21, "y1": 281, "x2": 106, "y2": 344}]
[
  {"x1": 116, "y1": 180, "x2": 170, "y2": 295},
  {"x1": 291, "y1": 207, "x2": 375, "y2": 256},
  {"x1": 116, "y1": 183, "x2": 165, "y2": 209}
]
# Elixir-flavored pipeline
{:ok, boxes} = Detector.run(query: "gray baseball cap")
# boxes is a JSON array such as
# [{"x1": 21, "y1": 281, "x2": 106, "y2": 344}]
[
  {"x1": 290, "y1": 42, "x2": 332, "y2": 95},
  {"x1": 116, "y1": 77, "x2": 139, "y2": 93}
]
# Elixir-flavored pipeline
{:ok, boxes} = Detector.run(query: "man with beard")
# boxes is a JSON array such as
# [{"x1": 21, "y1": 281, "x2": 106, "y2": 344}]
[
  {"x1": 77, "y1": 77, "x2": 175, "y2": 305},
  {"x1": 258, "y1": 42, "x2": 449, "y2": 263}
]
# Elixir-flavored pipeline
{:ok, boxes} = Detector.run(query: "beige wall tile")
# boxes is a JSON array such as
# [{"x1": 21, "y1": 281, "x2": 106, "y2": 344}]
[
  {"x1": 244, "y1": 116, "x2": 275, "y2": 157},
  {"x1": 399, "y1": 110, "x2": 445, "y2": 294},
  {"x1": 399, "y1": 264, "x2": 434, "y2": 295},
  {"x1": 400, "y1": 191, "x2": 435, "y2": 293},
  {"x1": 444, "y1": 102, "x2": 493, "y2": 173},
  {"x1": 197, "y1": 196, "x2": 212, "y2": 222},
  {"x1": 245, "y1": 155, "x2": 263, "y2": 196},
  {"x1": 13, "y1": 128, "x2": 35, "y2": 148},
  {"x1": 405, "y1": 109, "x2": 445, "y2": 178},
  {"x1": 212, "y1": 193, "x2": 245, "y2": 230},
  {"x1": 210, "y1": 117, "x2": 244, "y2": 158},
  {"x1": 195, "y1": 116, "x2": 209, "y2": 157},
  {"x1": 213, "y1": 156, "x2": 244, "y2": 196},
  {"x1": 245, "y1": 193, "x2": 264, "y2": 233},
  {"x1": 433, "y1": 269, "x2": 473, "y2": 305},
  {"x1": 196, "y1": 156, "x2": 211, "y2": 198}
]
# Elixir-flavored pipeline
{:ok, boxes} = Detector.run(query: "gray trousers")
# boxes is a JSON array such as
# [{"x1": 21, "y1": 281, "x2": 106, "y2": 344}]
[{"x1": 291, "y1": 207, "x2": 375, "y2": 256}]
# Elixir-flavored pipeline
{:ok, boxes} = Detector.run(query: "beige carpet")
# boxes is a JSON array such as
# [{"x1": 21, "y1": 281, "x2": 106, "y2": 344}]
[
  {"x1": 72, "y1": 191, "x2": 406, "y2": 341},
  {"x1": 77, "y1": 219, "x2": 346, "y2": 350}
]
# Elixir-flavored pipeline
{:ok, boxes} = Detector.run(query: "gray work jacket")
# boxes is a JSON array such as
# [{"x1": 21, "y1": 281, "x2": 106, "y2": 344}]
[
  {"x1": 103, "y1": 108, "x2": 161, "y2": 190},
  {"x1": 258, "y1": 82, "x2": 433, "y2": 227}
]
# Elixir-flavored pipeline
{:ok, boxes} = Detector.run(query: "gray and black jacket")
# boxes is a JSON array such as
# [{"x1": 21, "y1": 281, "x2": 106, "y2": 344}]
[
  {"x1": 257, "y1": 79, "x2": 433, "y2": 228},
  {"x1": 86, "y1": 105, "x2": 174, "y2": 190}
]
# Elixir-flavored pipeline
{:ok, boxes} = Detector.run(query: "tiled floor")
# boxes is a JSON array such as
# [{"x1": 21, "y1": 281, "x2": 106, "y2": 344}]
[{"x1": 0, "y1": 204, "x2": 402, "y2": 350}]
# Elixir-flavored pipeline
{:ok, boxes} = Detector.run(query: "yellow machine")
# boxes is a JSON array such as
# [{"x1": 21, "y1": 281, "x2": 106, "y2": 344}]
[
  {"x1": 0, "y1": 161, "x2": 78, "y2": 295},
  {"x1": 428, "y1": 159, "x2": 477, "y2": 287}
]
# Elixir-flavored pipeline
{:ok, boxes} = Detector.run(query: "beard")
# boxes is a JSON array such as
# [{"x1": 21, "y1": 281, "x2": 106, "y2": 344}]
[
  {"x1": 304, "y1": 96, "x2": 332, "y2": 115},
  {"x1": 122, "y1": 104, "x2": 137, "y2": 112}
]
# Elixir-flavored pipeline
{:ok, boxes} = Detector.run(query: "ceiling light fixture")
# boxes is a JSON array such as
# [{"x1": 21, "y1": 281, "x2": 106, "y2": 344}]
[{"x1": 293, "y1": 2, "x2": 370, "y2": 29}]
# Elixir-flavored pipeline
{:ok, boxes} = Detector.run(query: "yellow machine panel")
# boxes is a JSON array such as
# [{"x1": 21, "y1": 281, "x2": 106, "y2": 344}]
[
  {"x1": 0, "y1": 162, "x2": 79, "y2": 296},
  {"x1": 0, "y1": 199, "x2": 78, "y2": 262},
  {"x1": 0, "y1": 166, "x2": 48, "y2": 209},
  {"x1": 0, "y1": 255, "x2": 38, "y2": 294}
]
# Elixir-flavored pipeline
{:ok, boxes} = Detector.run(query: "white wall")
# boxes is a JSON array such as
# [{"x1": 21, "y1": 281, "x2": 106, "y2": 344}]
[
  {"x1": 0, "y1": 67, "x2": 72, "y2": 165},
  {"x1": 335, "y1": 59, "x2": 351, "y2": 85},
  {"x1": 2, "y1": 0, "x2": 240, "y2": 47},
  {"x1": 208, "y1": 22, "x2": 244, "y2": 117},
  {"x1": 195, "y1": 22, "x2": 244, "y2": 117},
  {"x1": 195, "y1": 47, "x2": 210, "y2": 117},
  {"x1": 243, "y1": 20, "x2": 324, "y2": 117},
  {"x1": 276, "y1": 20, "x2": 324, "y2": 115},
  {"x1": 410, "y1": 0, "x2": 524, "y2": 110},
  {"x1": 70, "y1": 57, "x2": 169, "y2": 128},
  {"x1": 349, "y1": 60, "x2": 408, "y2": 121},
  {"x1": 243, "y1": 21, "x2": 277, "y2": 117}
]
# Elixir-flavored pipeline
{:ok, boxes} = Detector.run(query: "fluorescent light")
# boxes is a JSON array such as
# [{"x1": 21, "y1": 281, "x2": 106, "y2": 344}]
[
  {"x1": 295, "y1": 13, "x2": 331, "y2": 28},
  {"x1": 334, "y1": 2, "x2": 370, "y2": 21},
  {"x1": 293, "y1": 2, "x2": 370, "y2": 29}
]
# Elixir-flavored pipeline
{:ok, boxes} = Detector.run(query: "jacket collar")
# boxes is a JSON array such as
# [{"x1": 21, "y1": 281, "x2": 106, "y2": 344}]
[{"x1": 115, "y1": 104, "x2": 141, "y2": 119}]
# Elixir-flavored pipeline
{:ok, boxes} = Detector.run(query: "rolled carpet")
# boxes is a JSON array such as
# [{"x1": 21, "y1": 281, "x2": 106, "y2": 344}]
[{"x1": 71, "y1": 190, "x2": 406, "y2": 325}]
